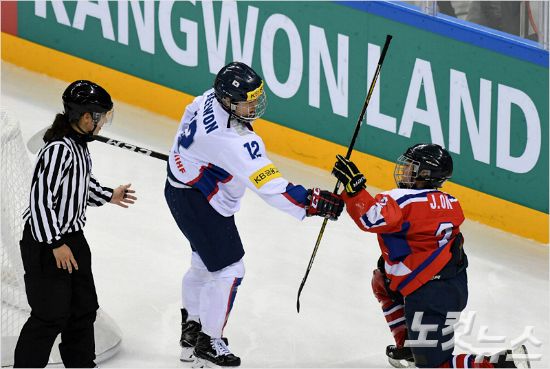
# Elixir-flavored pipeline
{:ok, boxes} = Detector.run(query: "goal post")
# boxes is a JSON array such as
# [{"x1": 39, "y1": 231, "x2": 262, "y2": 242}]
[{"x1": 0, "y1": 107, "x2": 122, "y2": 366}]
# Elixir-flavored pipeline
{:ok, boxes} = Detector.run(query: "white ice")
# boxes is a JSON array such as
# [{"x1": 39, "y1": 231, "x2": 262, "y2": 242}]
[{"x1": 2, "y1": 63, "x2": 549, "y2": 368}]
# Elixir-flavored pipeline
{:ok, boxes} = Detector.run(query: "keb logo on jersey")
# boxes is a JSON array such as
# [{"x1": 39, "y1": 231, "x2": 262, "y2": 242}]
[
  {"x1": 247, "y1": 82, "x2": 264, "y2": 101},
  {"x1": 249, "y1": 163, "x2": 281, "y2": 188}
]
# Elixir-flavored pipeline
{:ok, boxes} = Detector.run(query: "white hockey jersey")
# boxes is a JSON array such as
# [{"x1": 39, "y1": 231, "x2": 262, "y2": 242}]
[{"x1": 167, "y1": 89, "x2": 308, "y2": 220}]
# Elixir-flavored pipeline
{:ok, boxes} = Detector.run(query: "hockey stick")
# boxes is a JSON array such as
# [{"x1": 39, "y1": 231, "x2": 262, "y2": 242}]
[
  {"x1": 93, "y1": 135, "x2": 168, "y2": 161},
  {"x1": 296, "y1": 34, "x2": 393, "y2": 313},
  {"x1": 27, "y1": 127, "x2": 168, "y2": 161}
]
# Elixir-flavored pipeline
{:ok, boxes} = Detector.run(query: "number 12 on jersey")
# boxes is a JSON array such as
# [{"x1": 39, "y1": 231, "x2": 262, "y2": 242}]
[{"x1": 244, "y1": 141, "x2": 261, "y2": 159}]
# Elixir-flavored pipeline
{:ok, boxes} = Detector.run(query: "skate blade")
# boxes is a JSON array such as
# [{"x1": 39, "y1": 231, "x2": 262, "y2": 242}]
[
  {"x1": 388, "y1": 357, "x2": 415, "y2": 368},
  {"x1": 508, "y1": 345, "x2": 531, "y2": 369},
  {"x1": 191, "y1": 357, "x2": 220, "y2": 368},
  {"x1": 180, "y1": 347, "x2": 195, "y2": 362}
]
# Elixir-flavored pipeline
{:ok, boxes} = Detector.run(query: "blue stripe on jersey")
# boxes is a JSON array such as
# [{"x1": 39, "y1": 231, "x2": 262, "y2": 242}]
[
  {"x1": 396, "y1": 242, "x2": 449, "y2": 292},
  {"x1": 381, "y1": 222, "x2": 412, "y2": 261},
  {"x1": 191, "y1": 165, "x2": 232, "y2": 198},
  {"x1": 283, "y1": 183, "x2": 308, "y2": 207},
  {"x1": 395, "y1": 190, "x2": 439, "y2": 206},
  {"x1": 361, "y1": 213, "x2": 385, "y2": 228}
]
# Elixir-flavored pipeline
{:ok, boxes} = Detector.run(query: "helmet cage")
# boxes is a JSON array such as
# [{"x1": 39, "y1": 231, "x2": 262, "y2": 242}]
[
  {"x1": 394, "y1": 155, "x2": 421, "y2": 189},
  {"x1": 229, "y1": 90, "x2": 267, "y2": 123}
]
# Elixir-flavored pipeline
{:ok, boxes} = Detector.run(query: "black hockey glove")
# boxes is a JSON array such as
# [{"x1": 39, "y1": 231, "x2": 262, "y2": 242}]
[
  {"x1": 305, "y1": 188, "x2": 344, "y2": 221},
  {"x1": 331, "y1": 154, "x2": 366, "y2": 196}
]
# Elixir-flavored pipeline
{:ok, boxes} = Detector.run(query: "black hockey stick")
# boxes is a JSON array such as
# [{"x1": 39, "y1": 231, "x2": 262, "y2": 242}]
[
  {"x1": 296, "y1": 35, "x2": 393, "y2": 313},
  {"x1": 93, "y1": 135, "x2": 168, "y2": 161},
  {"x1": 27, "y1": 127, "x2": 168, "y2": 161}
]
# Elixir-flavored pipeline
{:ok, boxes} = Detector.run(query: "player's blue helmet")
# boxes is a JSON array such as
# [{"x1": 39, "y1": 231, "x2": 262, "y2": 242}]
[
  {"x1": 394, "y1": 143, "x2": 453, "y2": 189},
  {"x1": 213, "y1": 62, "x2": 267, "y2": 123}
]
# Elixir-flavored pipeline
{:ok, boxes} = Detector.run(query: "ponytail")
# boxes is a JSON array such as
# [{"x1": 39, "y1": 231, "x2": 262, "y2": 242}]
[{"x1": 43, "y1": 113, "x2": 73, "y2": 142}]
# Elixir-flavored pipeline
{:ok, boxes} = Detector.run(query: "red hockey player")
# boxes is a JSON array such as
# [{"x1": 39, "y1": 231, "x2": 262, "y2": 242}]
[{"x1": 332, "y1": 143, "x2": 530, "y2": 368}]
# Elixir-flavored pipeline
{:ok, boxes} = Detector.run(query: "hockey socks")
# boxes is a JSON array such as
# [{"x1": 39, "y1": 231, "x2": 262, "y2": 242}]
[{"x1": 437, "y1": 346, "x2": 530, "y2": 368}]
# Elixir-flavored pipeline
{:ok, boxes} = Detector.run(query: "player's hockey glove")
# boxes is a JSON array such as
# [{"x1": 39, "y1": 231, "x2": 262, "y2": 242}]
[
  {"x1": 331, "y1": 154, "x2": 367, "y2": 196},
  {"x1": 305, "y1": 188, "x2": 344, "y2": 221}
]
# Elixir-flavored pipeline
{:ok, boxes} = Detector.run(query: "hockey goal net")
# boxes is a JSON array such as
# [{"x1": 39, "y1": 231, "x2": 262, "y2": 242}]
[{"x1": 0, "y1": 108, "x2": 122, "y2": 366}]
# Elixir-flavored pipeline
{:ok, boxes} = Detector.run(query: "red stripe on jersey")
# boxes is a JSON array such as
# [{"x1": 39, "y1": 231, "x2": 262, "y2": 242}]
[
  {"x1": 206, "y1": 176, "x2": 233, "y2": 201},
  {"x1": 187, "y1": 164, "x2": 209, "y2": 186}
]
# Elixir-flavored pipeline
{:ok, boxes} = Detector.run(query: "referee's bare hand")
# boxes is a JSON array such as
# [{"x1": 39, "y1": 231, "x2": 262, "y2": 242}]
[
  {"x1": 52, "y1": 245, "x2": 79, "y2": 274},
  {"x1": 111, "y1": 183, "x2": 137, "y2": 208}
]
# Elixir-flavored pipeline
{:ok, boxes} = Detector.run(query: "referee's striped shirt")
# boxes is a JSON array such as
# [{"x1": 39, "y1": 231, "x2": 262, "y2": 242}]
[{"x1": 23, "y1": 132, "x2": 113, "y2": 248}]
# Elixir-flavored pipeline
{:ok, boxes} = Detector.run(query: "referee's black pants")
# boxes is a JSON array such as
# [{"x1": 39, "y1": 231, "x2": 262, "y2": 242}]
[{"x1": 14, "y1": 223, "x2": 99, "y2": 368}]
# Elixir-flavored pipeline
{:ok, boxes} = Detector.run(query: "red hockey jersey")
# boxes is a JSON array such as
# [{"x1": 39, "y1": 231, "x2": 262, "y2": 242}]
[{"x1": 342, "y1": 188, "x2": 465, "y2": 296}]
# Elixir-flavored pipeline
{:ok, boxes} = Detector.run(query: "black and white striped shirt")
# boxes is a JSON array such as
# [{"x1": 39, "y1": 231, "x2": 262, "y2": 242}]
[{"x1": 23, "y1": 132, "x2": 113, "y2": 247}]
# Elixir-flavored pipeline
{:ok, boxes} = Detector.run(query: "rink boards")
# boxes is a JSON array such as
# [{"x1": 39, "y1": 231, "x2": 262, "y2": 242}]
[{"x1": 1, "y1": 1, "x2": 548, "y2": 243}]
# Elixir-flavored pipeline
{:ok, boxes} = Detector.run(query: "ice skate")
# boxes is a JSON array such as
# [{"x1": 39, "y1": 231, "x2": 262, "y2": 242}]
[
  {"x1": 509, "y1": 345, "x2": 531, "y2": 369},
  {"x1": 487, "y1": 345, "x2": 531, "y2": 368},
  {"x1": 192, "y1": 332, "x2": 240, "y2": 367},
  {"x1": 180, "y1": 309, "x2": 202, "y2": 362},
  {"x1": 387, "y1": 344, "x2": 415, "y2": 368}
]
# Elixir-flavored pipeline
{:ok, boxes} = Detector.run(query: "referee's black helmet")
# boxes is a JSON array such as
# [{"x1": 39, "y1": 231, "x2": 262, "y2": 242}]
[{"x1": 62, "y1": 80, "x2": 113, "y2": 122}]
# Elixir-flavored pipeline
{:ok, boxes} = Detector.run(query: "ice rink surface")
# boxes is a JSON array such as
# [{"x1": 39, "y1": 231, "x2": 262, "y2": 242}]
[{"x1": 2, "y1": 63, "x2": 549, "y2": 368}]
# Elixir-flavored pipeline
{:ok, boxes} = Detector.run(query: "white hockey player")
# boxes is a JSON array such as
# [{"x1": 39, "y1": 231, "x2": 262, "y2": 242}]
[{"x1": 164, "y1": 62, "x2": 344, "y2": 367}]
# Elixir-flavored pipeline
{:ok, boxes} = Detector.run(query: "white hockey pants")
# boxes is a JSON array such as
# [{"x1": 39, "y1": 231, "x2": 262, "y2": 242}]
[{"x1": 182, "y1": 252, "x2": 244, "y2": 338}]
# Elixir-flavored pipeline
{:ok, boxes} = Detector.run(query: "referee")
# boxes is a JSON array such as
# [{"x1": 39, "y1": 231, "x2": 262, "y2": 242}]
[{"x1": 14, "y1": 80, "x2": 137, "y2": 368}]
